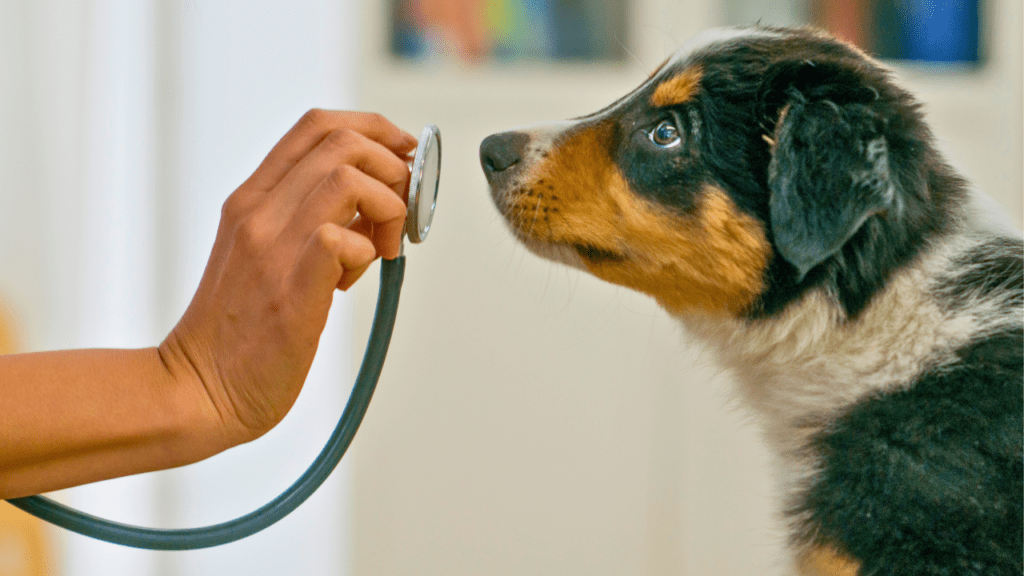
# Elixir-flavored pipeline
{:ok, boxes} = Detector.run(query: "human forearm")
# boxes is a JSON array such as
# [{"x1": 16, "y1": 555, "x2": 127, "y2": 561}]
[
  {"x1": 0, "y1": 110, "x2": 413, "y2": 500},
  {"x1": 0, "y1": 347, "x2": 227, "y2": 499}
]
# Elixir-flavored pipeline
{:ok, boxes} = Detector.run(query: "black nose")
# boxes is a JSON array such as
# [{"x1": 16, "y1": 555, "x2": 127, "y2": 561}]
[{"x1": 480, "y1": 131, "x2": 529, "y2": 183}]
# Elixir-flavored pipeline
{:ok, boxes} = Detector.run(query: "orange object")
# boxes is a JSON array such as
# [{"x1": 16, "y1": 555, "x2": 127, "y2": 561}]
[{"x1": 0, "y1": 301, "x2": 59, "y2": 576}]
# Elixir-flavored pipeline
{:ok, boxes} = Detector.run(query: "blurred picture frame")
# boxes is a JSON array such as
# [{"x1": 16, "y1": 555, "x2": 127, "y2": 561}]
[
  {"x1": 813, "y1": 0, "x2": 982, "y2": 64},
  {"x1": 727, "y1": 0, "x2": 984, "y2": 66},
  {"x1": 389, "y1": 0, "x2": 630, "y2": 64}
]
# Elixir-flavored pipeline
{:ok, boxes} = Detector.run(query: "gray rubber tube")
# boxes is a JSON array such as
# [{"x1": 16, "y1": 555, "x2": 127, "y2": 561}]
[{"x1": 5, "y1": 256, "x2": 405, "y2": 550}]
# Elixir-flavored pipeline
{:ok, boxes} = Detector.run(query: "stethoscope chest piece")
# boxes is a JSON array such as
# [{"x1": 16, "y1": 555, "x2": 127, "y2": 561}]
[{"x1": 406, "y1": 124, "x2": 441, "y2": 244}]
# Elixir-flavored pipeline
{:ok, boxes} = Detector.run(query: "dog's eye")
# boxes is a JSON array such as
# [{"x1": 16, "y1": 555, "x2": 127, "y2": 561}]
[{"x1": 649, "y1": 120, "x2": 681, "y2": 148}]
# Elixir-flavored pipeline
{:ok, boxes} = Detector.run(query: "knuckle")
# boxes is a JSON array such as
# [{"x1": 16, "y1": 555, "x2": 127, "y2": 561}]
[
  {"x1": 327, "y1": 164, "x2": 359, "y2": 191},
  {"x1": 236, "y1": 214, "x2": 271, "y2": 254},
  {"x1": 221, "y1": 195, "x2": 240, "y2": 222},
  {"x1": 322, "y1": 166, "x2": 361, "y2": 213},
  {"x1": 354, "y1": 238, "x2": 377, "y2": 263},
  {"x1": 299, "y1": 108, "x2": 331, "y2": 132},
  {"x1": 221, "y1": 189, "x2": 251, "y2": 223},
  {"x1": 312, "y1": 224, "x2": 341, "y2": 252},
  {"x1": 343, "y1": 237, "x2": 376, "y2": 268},
  {"x1": 323, "y1": 127, "x2": 361, "y2": 153},
  {"x1": 310, "y1": 226, "x2": 375, "y2": 272}
]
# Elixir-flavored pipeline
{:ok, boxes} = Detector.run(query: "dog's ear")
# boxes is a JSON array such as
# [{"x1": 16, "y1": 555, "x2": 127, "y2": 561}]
[{"x1": 763, "y1": 65, "x2": 896, "y2": 279}]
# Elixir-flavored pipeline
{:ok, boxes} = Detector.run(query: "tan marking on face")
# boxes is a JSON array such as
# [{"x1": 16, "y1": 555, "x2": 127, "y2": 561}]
[
  {"x1": 503, "y1": 122, "x2": 770, "y2": 316},
  {"x1": 650, "y1": 66, "x2": 702, "y2": 107},
  {"x1": 797, "y1": 546, "x2": 861, "y2": 576}
]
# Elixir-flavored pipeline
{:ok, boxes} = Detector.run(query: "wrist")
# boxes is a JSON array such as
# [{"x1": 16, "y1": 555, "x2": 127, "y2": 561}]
[{"x1": 154, "y1": 335, "x2": 248, "y2": 461}]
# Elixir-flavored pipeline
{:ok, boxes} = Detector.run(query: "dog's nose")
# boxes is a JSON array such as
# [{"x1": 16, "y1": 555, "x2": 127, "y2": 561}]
[{"x1": 480, "y1": 131, "x2": 529, "y2": 184}]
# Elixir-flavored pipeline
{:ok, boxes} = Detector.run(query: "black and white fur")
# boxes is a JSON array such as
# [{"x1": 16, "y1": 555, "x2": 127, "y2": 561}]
[{"x1": 480, "y1": 26, "x2": 1023, "y2": 575}]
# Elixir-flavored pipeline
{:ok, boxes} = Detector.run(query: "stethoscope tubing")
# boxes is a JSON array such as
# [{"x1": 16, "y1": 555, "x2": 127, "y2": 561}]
[{"x1": 6, "y1": 256, "x2": 406, "y2": 550}]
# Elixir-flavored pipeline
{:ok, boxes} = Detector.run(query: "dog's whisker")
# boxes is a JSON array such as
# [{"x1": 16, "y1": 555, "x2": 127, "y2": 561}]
[{"x1": 616, "y1": 33, "x2": 651, "y2": 77}]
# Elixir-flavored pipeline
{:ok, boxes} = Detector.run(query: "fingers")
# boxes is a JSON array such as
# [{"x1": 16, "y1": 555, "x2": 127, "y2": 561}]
[
  {"x1": 234, "y1": 109, "x2": 413, "y2": 300},
  {"x1": 346, "y1": 214, "x2": 405, "y2": 261},
  {"x1": 293, "y1": 223, "x2": 377, "y2": 303},
  {"x1": 337, "y1": 262, "x2": 372, "y2": 292},
  {"x1": 247, "y1": 109, "x2": 418, "y2": 192},
  {"x1": 288, "y1": 165, "x2": 407, "y2": 260},
  {"x1": 301, "y1": 214, "x2": 400, "y2": 293},
  {"x1": 265, "y1": 126, "x2": 411, "y2": 222}
]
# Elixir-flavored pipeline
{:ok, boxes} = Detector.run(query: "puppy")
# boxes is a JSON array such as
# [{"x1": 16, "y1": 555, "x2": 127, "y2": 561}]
[{"x1": 480, "y1": 27, "x2": 1022, "y2": 575}]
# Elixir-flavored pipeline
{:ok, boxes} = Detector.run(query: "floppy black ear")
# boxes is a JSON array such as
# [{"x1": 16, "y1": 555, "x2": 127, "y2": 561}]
[{"x1": 767, "y1": 89, "x2": 896, "y2": 279}]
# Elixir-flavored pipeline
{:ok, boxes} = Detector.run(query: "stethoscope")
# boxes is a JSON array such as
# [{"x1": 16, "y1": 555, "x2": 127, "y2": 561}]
[{"x1": 5, "y1": 124, "x2": 442, "y2": 551}]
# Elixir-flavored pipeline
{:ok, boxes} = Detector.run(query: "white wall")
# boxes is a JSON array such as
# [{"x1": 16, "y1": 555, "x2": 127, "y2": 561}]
[
  {"x1": 0, "y1": 1, "x2": 360, "y2": 575},
  {"x1": 350, "y1": 1, "x2": 1022, "y2": 575},
  {"x1": 351, "y1": 1, "x2": 780, "y2": 573},
  {"x1": 1, "y1": 1, "x2": 1018, "y2": 575}
]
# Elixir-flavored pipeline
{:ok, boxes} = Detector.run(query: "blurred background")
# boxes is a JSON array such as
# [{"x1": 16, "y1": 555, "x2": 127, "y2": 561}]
[{"x1": 0, "y1": 1, "x2": 1019, "y2": 575}]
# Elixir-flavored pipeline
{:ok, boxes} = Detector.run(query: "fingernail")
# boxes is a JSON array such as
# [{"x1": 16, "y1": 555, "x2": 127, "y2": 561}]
[{"x1": 403, "y1": 131, "x2": 418, "y2": 147}]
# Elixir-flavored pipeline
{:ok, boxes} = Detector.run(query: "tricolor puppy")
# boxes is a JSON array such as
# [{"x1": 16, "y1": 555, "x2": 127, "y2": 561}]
[{"x1": 480, "y1": 27, "x2": 1022, "y2": 575}]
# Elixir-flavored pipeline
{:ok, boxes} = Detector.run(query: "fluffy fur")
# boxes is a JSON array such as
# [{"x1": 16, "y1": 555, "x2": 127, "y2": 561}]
[{"x1": 480, "y1": 26, "x2": 1023, "y2": 575}]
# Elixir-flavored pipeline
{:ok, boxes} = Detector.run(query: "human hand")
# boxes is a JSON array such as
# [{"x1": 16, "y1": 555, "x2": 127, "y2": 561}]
[{"x1": 159, "y1": 110, "x2": 417, "y2": 445}]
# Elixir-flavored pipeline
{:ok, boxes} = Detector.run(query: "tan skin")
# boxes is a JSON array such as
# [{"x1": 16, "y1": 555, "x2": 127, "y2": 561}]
[{"x1": 0, "y1": 110, "x2": 417, "y2": 500}]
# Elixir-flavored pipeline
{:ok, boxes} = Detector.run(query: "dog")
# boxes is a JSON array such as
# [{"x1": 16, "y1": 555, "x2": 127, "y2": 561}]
[{"x1": 480, "y1": 26, "x2": 1023, "y2": 575}]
